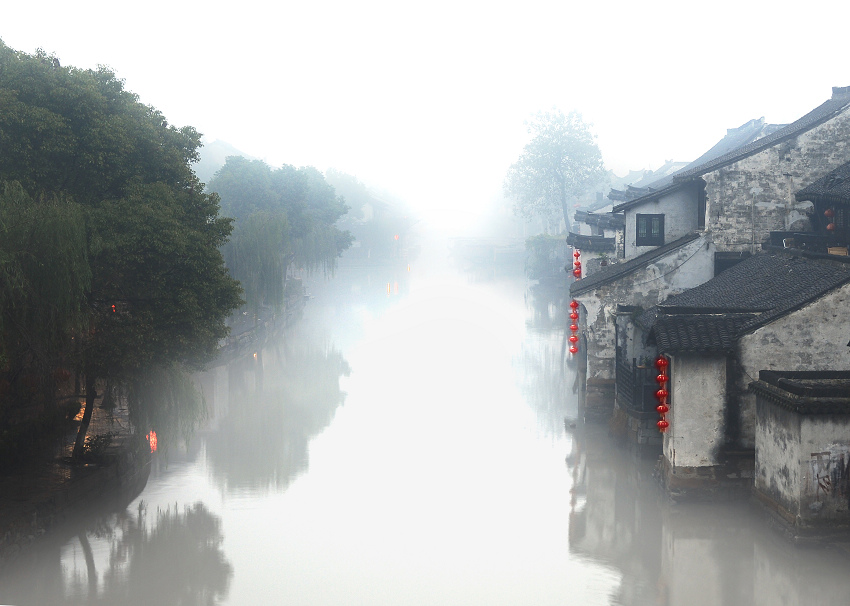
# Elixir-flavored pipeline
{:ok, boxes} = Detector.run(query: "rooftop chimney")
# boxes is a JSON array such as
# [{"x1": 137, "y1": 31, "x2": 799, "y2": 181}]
[{"x1": 832, "y1": 86, "x2": 850, "y2": 99}]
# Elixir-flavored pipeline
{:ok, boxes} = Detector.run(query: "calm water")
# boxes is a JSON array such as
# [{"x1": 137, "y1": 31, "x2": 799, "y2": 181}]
[{"x1": 3, "y1": 234, "x2": 850, "y2": 605}]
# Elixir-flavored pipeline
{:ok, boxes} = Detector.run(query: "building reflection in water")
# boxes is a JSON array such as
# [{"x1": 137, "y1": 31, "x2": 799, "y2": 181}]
[{"x1": 566, "y1": 421, "x2": 850, "y2": 606}]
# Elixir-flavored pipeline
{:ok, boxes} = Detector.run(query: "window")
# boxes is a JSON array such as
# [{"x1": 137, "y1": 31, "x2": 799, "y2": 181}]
[{"x1": 636, "y1": 214, "x2": 664, "y2": 246}]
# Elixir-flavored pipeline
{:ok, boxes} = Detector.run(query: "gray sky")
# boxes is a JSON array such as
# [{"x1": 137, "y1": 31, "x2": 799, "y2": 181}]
[{"x1": 3, "y1": 0, "x2": 849, "y2": 227}]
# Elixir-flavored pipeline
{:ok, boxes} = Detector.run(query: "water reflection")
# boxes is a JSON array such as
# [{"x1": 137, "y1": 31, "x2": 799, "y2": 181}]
[
  {"x1": 74, "y1": 502, "x2": 231, "y2": 605},
  {"x1": 7, "y1": 239, "x2": 850, "y2": 605},
  {"x1": 526, "y1": 280, "x2": 568, "y2": 334},
  {"x1": 204, "y1": 338, "x2": 350, "y2": 494},
  {"x1": 516, "y1": 282, "x2": 575, "y2": 439},
  {"x1": 0, "y1": 502, "x2": 231, "y2": 606},
  {"x1": 566, "y1": 422, "x2": 850, "y2": 606}
]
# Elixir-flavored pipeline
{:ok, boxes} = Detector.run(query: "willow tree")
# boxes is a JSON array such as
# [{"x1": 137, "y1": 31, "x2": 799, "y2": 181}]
[
  {"x1": 0, "y1": 182, "x2": 90, "y2": 409},
  {"x1": 504, "y1": 110, "x2": 607, "y2": 232},
  {"x1": 0, "y1": 41, "x2": 243, "y2": 457},
  {"x1": 222, "y1": 211, "x2": 290, "y2": 316},
  {"x1": 209, "y1": 157, "x2": 352, "y2": 314}
]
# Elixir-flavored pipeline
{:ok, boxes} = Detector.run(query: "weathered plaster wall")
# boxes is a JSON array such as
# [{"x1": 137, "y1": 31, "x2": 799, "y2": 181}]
[
  {"x1": 754, "y1": 398, "x2": 802, "y2": 517},
  {"x1": 580, "y1": 297, "x2": 615, "y2": 381},
  {"x1": 664, "y1": 354, "x2": 726, "y2": 468},
  {"x1": 738, "y1": 284, "x2": 850, "y2": 447},
  {"x1": 756, "y1": 396, "x2": 850, "y2": 525},
  {"x1": 576, "y1": 235, "x2": 715, "y2": 386},
  {"x1": 624, "y1": 182, "x2": 702, "y2": 259},
  {"x1": 798, "y1": 418, "x2": 850, "y2": 521},
  {"x1": 705, "y1": 110, "x2": 850, "y2": 252}
]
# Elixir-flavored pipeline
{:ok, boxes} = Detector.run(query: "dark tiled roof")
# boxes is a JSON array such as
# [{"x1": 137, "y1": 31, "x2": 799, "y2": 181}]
[
  {"x1": 612, "y1": 118, "x2": 787, "y2": 212},
  {"x1": 635, "y1": 306, "x2": 658, "y2": 331},
  {"x1": 750, "y1": 371, "x2": 850, "y2": 414},
  {"x1": 653, "y1": 314, "x2": 757, "y2": 353},
  {"x1": 570, "y1": 233, "x2": 701, "y2": 296},
  {"x1": 673, "y1": 89, "x2": 850, "y2": 181},
  {"x1": 758, "y1": 370, "x2": 850, "y2": 398},
  {"x1": 648, "y1": 250, "x2": 850, "y2": 352},
  {"x1": 796, "y1": 161, "x2": 850, "y2": 203},
  {"x1": 573, "y1": 210, "x2": 625, "y2": 229},
  {"x1": 614, "y1": 89, "x2": 850, "y2": 213},
  {"x1": 612, "y1": 182, "x2": 682, "y2": 212},
  {"x1": 566, "y1": 232, "x2": 616, "y2": 253}
]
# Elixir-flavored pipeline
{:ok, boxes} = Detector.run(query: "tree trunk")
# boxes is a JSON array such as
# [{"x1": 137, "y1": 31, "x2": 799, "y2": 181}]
[
  {"x1": 78, "y1": 531, "x2": 98, "y2": 597},
  {"x1": 72, "y1": 373, "x2": 97, "y2": 459},
  {"x1": 560, "y1": 185, "x2": 572, "y2": 234}
]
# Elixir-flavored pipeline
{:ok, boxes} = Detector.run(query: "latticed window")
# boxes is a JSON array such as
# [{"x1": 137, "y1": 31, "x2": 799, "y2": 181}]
[{"x1": 636, "y1": 214, "x2": 664, "y2": 246}]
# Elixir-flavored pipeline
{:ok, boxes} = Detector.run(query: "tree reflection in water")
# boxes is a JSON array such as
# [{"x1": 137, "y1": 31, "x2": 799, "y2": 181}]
[
  {"x1": 12, "y1": 502, "x2": 234, "y2": 606},
  {"x1": 204, "y1": 337, "x2": 351, "y2": 494}
]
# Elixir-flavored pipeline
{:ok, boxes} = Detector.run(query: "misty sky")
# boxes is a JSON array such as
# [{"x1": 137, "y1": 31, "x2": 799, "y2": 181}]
[{"x1": 3, "y1": 0, "x2": 849, "y2": 225}]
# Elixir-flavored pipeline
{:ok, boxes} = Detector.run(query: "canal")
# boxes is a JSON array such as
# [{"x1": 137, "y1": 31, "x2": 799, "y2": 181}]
[{"x1": 2, "y1": 231, "x2": 850, "y2": 605}]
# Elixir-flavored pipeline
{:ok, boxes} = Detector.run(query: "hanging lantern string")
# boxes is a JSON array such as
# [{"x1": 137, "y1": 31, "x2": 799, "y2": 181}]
[
  {"x1": 654, "y1": 355, "x2": 669, "y2": 432},
  {"x1": 569, "y1": 249, "x2": 581, "y2": 355}
]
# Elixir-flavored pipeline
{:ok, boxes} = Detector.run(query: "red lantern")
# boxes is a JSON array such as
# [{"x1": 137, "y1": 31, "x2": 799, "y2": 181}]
[
  {"x1": 570, "y1": 324, "x2": 578, "y2": 332},
  {"x1": 657, "y1": 419, "x2": 669, "y2": 430},
  {"x1": 656, "y1": 374, "x2": 668, "y2": 384},
  {"x1": 573, "y1": 269, "x2": 582, "y2": 278},
  {"x1": 656, "y1": 404, "x2": 669, "y2": 414},
  {"x1": 827, "y1": 223, "x2": 836, "y2": 231},
  {"x1": 573, "y1": 251, "x2": 581, "y2": 258},
  {"x1": 655, "y1": 356, "x2": 668, "y2": 370},
  {"x1": 569, "y1": 345, "x2": 579, "y2": 354},
  {"x1": 825, "y1": 208, "x2": 835, "y2": 218},
  {"x1": 569, "y1": 312, "x2": 578, "y2": 320},
  {"x1": 568, "y1": 335, "x2": 579, "y2": 343},
  {"x1": 574, "y1": 260, "x2": 581, "y2": 268},
  {"x1": 570, "y1": 300, "x2": 579, "y2": 310},
  {"x1": 656, "y1": 388, "x2": 669, "y2": 400}
]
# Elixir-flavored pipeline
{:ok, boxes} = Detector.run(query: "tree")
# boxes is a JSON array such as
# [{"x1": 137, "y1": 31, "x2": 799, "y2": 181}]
[
  {"x1": 0, "y1": 41, "x2": 243, "y2": 457},
  {"x1": 0, "y1": 182, "x2": 90, "y2": 421},
  {"x1": 504, "y1": 109, "x2": 607, "y2": 233},
  {"x1": 209, "y1": 157, "x2": 352, "y2": 315}
]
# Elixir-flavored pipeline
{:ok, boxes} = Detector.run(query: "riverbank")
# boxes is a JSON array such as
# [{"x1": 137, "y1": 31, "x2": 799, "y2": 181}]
[
  {"x1": 0, "y1": 293, "x2": 305, "y2": 570},
  {"x1": 0, "y1": 400, "x2": 150, "y2": 569}
]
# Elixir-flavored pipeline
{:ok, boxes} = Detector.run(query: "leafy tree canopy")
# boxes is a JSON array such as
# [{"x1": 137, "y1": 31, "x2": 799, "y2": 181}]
[
  {"x1": 0, "y1": 41, "x2": 242, "y2": 455},
  {"x1": 0, "y1": 41, "x2": 200, "y2": 205},
  {"x1": 325, "y1": 168, "x2": 372, "y2": 221},
  {"x1": 0, "y1": 182, "x2": 90, "y2": 383},
  {"x1": 504, "y1": 109, "x2": 607, "y2": 232},
  {"x1": 209, "y1": 157, "x2": 352, "y2": 313}
]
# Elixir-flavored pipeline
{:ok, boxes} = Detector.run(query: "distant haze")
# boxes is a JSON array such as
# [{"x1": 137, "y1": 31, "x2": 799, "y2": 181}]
[{"x1": 3, "y1": 1, "x2": 848, "y2": 227}]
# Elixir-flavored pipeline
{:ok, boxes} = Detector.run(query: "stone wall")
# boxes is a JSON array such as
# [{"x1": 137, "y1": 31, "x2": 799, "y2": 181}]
[
  {"x1": 576, "y1": 234, "x2": 715, "y2": 404},
  {"x1": 738, "y1": 284, "x2": 850, "y2": 448},
  {"x1": 754, "y1": 396, "x2": 802, "y2": 518},
  {"x1": 756, "y1": 395, "x2": 850, "y2": 529},
  {"x1": 705, "y1": 111, "x2": 850, "y2": 252}
]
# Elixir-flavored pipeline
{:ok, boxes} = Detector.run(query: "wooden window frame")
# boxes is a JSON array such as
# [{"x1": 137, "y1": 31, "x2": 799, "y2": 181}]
[{"x1": 636, "y1": 213, "x2": 665, "y2": 247}]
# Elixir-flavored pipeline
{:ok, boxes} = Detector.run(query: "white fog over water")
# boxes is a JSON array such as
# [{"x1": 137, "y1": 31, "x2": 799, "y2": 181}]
[
  {"x1": 3, "y1": 230, "x2": 850, "y2": 605},
  {"x1": 3, "y1": 3, "x2": 850, "y2": 602}
]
